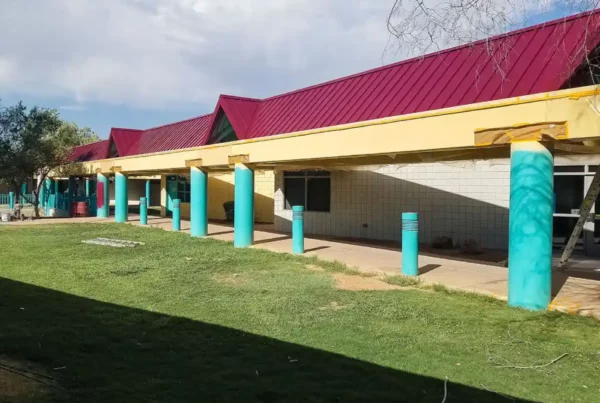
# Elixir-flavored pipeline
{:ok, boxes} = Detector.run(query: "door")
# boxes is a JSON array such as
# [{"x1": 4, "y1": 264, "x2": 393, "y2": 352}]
[
  {"x1": 166, "y1": 176, "x2": 178, "y2": 217},
  {"x1": 553, "y1": 165, "x2": 600, "y2": 257}
]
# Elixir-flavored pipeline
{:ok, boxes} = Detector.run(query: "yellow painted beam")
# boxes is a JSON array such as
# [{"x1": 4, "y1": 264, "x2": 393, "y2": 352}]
[
  {"x1": 185, "y1": 158, "x2": 203, "y2": 168},
  {"x1": 64, "y1": 85, "x2": 600, "y2": 174}
]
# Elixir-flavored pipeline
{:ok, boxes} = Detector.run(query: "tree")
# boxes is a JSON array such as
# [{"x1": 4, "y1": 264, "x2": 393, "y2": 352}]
[
  {"x1": 385, "y1": 1, "x2": 600, "y2": 83},
  {"x1": 0, "y1": 102, "x2": 99, "y2": 217}
]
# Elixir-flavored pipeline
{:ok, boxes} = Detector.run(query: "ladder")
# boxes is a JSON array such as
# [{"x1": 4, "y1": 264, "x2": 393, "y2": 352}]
[{"x1": 557, "y1": 168, "x2": 600, "y2": 270}]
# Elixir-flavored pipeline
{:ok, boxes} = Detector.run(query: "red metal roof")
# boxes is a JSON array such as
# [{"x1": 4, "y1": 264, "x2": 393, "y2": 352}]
[
  {"x1": 247, "y1": 11, "x2": 600, "y2": 137},
  {"x1": 72, "y1": 10, "x2": 600, "y2": 162},
  {"x1": 70, "y1": 139, "x2": 110, "y2": 162},
  {"x1": 134, "y1": 114, "x2": 213, "y2": 155},
  {"x1": 108, "y1": 128, "x2": 144, "y2": 156}
]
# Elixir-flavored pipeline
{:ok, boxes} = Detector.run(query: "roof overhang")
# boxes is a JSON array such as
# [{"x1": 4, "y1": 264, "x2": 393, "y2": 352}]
[{"x1": 54, "y1": 85, "x2": 600, "y2": 176}]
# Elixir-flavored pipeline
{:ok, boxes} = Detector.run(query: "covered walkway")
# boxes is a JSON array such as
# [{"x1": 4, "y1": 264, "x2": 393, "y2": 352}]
[
  {"x1": 41, "y1": 11, "x2": 600, "y2": 314},
  {"x1": 8, "y1": 215, "x2": 600, "y2": 318}
]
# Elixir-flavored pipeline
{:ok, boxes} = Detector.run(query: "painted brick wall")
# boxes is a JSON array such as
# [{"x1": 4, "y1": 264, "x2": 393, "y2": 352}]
[{"x1": 274, "y1": 160, "x2": 511, "y2": 250}]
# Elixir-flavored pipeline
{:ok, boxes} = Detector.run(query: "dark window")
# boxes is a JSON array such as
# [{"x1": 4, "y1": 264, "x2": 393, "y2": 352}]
[
  {"x1": 207, "y1": 109, "x2": 238, "y2": 144},
  {"x1": 284, "y1": 171, "x2": 330, "y2": 212},
  {"x1": 555, "y1": 165, "x2": 584, "y2": 173},
  {"x1": 177, "y1": 176, "x2": 191, "y2": 203}
]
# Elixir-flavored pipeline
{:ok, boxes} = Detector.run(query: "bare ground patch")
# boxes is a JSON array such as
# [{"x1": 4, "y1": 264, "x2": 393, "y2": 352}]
[
  {"x1": 318, "y1": 301, "x2": 351, "y2": 311},
  {"x1": 333, "y1": 273, "x2": 409, "y2": 291},
  {"x1": 212, "y1": 273, "x2": 246, "y2": 286},
  {"x1": 0, "y1": 360, "x2": 63, "y2": 401},
  {"x1": 306, "y1": 264, "x2": 325, "y2": 272}
]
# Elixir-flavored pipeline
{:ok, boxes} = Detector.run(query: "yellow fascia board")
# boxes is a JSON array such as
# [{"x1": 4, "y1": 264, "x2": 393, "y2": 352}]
[{"x1": 72, "y1": 85, "x2": 600, "y2": 172}]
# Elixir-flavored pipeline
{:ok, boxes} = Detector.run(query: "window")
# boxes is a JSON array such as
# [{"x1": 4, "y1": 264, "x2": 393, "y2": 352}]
[
  {"x1": 207, "y1": 109, "x2": 238, "y2": 144},
  {"x1": 177, "y1": 176, "x2": 191, "y2": 203},
  {"x1": 284, "y1": 170, "x2": 330, "y2": 212}
]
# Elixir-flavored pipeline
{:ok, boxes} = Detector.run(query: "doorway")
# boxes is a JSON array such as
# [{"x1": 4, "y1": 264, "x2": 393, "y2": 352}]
[{"x1": 553, "y1": 165, "x2": 600, "y2": 256}]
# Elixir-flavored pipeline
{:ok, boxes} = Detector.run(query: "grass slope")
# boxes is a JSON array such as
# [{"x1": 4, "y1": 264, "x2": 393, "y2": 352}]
[{"x1": 0, "y1": 223, "x2": 598, "y2": 402}]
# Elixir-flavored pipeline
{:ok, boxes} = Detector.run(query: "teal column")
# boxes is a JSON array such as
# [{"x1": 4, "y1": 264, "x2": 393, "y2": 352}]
[
  {"x1": 97, "y1": 173, "x2": 110, "y2": 218},
  {"x1": 145, "y1": 180, "x2": 151, "y2": 208},
  {"x1": 114, "y1": 172, "x2": 128, "y2": 223},
  {"x1": 140, "y1": 197, "x2": 148, "y2": 225},
  {"x1": 39, "y1": 180, "x2": 46, "y2": 208},
  {"x1": 9, "y1": 192, "x2": 15, "y2": 209},
  {"x1": 67, "y1": 177, "x2": 75, "y2": 216},
  {"x1": 292, "y1": 206, "x2": 304, "y2": 254},
  {"x1": 85, "y1": 178, "x2": 91, "y2": 197},
  {"x1": 172, "y1": 199, "x2": 181, "y2": 231},
  {"x1": 53, "y1": 179, "x2": 59, "y2": 209},
  {"x1": 233, "y1": 163, "x2": 254, "y2": 248},
  {"x1": 402, "y1": 212, "x2": 419, "y2": 276},
  {"x1": 190, "y1": 167, "x2": 208, "y2": 237},
  {"x1": 44, "y1": 178, "x2": 52, "y2": 215},
  {"x1": 508, "y1": 142, "x2": 553, "y2": 311}
]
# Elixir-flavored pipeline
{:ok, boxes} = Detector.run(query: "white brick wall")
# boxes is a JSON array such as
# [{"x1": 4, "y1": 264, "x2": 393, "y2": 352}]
[{"x1": 274, "y1": 160, "x2": 511, "y2": 250}]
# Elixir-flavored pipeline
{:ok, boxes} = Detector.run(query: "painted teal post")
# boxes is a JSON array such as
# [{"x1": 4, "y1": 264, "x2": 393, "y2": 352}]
[
  {"x1": 53, "y1": 180, "x2": 59, "y2": 209},
  {"x1": 97, "y1": 173, "x2": 110, "y2": 218},
  {"x1": 85, "y1": 178, "x2": 91, "y2": 197},
  {"x1": 8, "y1": 192, "x2": 15, "y2": 209},
  {"x1": 67, "y1": 177, "x2": 75, "y2": 216},
  {"x1": 234, "y1": 163, "x2": 254, "y2": 247},
  {"x1": 190, "y1": 167, "x2": 208, "y2": 237},
  {"x1": 292, "y1": 206, "x2": 304, "y2": 254},
  {"x1": 508, "y1": 142, "x2": 553, "y2": 311},
  {"x1": 401, "y1": 212, "x2": 419, "y2": 276},
  {"x1": 172, "y1": 199, "x2": 181, "y2": 231},
  {"x1": 40, "y1": 181, "x2": 46, "y2": 208},
  {"x1": 44, "y1": 178, "x2": 52, "y2": 215},
  {"x1": 145, "y1": 180, "x2": 151, "y2": 208},
  {"x1": 114, "y1": 172, "x2": 128, "y2": 223},
  {"x1": 139, "y1": 197, "x2": 148, "y2": 225}
]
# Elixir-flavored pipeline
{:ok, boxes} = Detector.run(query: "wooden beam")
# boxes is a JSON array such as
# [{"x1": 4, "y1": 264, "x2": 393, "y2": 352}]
[{"x1": 555, "y1": 143, "x2": 600, "y2": 154}]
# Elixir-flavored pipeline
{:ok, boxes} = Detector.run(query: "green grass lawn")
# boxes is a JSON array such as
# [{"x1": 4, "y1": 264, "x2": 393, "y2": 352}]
[{"x1": 0, "y1": 224, "x2": 599, "y2": 402}]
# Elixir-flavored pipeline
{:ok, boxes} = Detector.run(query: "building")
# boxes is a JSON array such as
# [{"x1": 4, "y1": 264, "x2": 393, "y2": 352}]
[{"x1": 45, "y1": 10, "x2": 600, "y2": 311}]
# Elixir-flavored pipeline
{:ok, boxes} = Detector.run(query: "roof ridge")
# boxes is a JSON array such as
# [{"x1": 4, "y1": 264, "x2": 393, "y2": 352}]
[
  {"x1": 143, "y1": 113, "x2": 214, "y2": 131},
  {"x1": 72, "y1": 139, "x2": 109, "y2": 148},
  {"x1": 111, "y1": 127, "x2": 143, "y2": 132},
  {"x1": 262, "y1": 8, "x2": 600, "y2": 102},
  {"x1": 220, "y1": 94, "x2": 262, "y2": 102}
]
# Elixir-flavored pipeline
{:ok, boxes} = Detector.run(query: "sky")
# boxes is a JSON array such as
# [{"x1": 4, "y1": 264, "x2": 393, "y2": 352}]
[{"x1": 0, "y1": 0, "x2": 585, "y2": 139}]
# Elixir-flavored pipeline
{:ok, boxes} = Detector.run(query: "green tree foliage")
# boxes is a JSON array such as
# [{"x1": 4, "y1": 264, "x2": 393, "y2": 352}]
[{"x1": 0, "y1": 101, "x2": 99, "y2": 217}]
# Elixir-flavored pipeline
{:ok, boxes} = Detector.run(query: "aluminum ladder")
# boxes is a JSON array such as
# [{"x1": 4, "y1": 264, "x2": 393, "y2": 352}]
[{"x1": 557, "y1": 168, "x2": 600, "y2": 270}]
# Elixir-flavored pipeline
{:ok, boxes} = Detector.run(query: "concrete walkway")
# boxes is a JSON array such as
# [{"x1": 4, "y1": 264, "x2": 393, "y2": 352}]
[{"x1": 5, "y1": 215, "x2": 600, "y2": 318}]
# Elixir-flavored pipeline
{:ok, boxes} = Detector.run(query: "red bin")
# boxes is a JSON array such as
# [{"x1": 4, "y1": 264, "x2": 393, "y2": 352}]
[{"x1": 71, "y1": 201, "x2": 89, "y2": 217}]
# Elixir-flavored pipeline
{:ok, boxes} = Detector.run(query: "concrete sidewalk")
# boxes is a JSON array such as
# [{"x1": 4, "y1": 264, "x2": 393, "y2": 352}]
[{"x1": 6, "y1": 214, "x2": 600, "y2": 318}]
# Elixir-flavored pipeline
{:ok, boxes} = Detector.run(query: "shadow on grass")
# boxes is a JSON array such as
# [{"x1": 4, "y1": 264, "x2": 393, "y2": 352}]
[{"x1": 0, "y1": 277, "x2": 532, "y2": 402}]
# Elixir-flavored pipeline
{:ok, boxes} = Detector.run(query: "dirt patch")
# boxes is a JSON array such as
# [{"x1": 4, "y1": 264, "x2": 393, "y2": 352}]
[
  {"x1": 318, "y1": 301, "x2": 350, "y2": 311},
  {"x1": 306, "y1": 264, "x2": 325, "y2": 272},
  {"x1": 0, "y1": 362, "x2": 60, "y2": 401},
  {"x1": 333, "y1": 273, "x2": 407, "y2": 291},
  {"x1": 212, "y1": 273, "x2": 245, "y2": 286}
]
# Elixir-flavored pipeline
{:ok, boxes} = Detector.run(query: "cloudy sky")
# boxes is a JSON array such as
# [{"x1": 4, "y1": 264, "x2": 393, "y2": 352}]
[{"x1": 0, "y1": 0, "x2": 578, "y2": 138}]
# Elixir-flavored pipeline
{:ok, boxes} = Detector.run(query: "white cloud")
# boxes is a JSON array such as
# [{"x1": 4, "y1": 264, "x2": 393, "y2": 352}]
[{"x1": 0, "y1": 0, "x2": 391, "y2": 109}]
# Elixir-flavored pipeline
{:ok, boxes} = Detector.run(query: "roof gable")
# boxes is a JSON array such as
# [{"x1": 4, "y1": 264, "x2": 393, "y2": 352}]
[{"x1": 108, "y1": 128, "x2": 144, "y2": 157}]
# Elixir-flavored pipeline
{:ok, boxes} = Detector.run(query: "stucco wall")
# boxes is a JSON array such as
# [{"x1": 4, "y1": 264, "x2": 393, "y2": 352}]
[
  {"x1": 160, "y1": 170, "x2": 275, "y2": 223},
  {"x1": 274, "y1": 162, "x2": 511, "y2": 250},
  {"x1": 108, "y1": 179, "x2": 160, "y2": 206}
]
